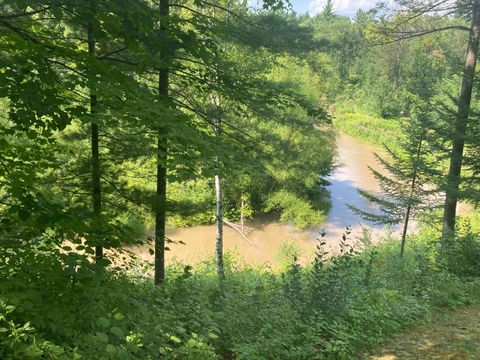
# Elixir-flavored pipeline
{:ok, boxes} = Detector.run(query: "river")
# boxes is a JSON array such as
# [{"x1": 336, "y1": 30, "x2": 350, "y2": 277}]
[{"x1": 132, "y1": 132, "x2": 397, "y2": 267}]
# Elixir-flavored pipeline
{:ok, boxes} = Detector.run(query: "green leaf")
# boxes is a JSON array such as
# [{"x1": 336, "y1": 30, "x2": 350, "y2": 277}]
[
  {"x1": 96, "y1": 332, "x2": 109, "y2": 343},
  {"x1": 72, "y1": 237, "x2": 82, "y2": 244},
  {"x1": 110, "y1": 326, "x2": 124, "y2": 338},
  {"x1": 106, "y1": 344, "x2": 116, "y2": 354},
  {"x1": 97, "y1": 317, "x2": 110, "y2": 328},
  {"x1": 15, "y1": 0, "x2": 28, "y2": 8},
  {"x1": 18, "y1": 208, "x2": 30, "y2": 221},
  {"x1": 114, "y1": 313, "x2": 125, "y2": 321},
  {"x1": 51, "y1": 6, "x2": 63, "y2": 20},
  {"x1": 175, "y1": 326, "x2": 186, "y2": 334},
  {"x1": 186, "y1": 338, "x2": 196, "y2": 347},
  {"x1": 170, "y1": 335, "x2": 181, "y2": 344},
  {"x1": 208, "y1": 332, "x2": 219, "y2": 339}
]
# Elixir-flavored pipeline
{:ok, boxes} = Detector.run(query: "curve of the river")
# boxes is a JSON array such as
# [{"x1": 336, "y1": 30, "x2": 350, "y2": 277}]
[{"x1": 132, "y1": 132, "x2": 399, "y2": 267}]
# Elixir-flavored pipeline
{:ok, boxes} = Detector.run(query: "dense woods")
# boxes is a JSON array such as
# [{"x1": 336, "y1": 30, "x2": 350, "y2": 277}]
[{"x1": 1, "y1": 0, "x2": 480, "y2": 359}]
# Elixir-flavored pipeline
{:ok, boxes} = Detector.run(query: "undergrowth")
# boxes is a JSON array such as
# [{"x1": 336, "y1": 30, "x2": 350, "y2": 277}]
[{"x1": 0, "y1": 229, "x2": 479, "y2": 359}]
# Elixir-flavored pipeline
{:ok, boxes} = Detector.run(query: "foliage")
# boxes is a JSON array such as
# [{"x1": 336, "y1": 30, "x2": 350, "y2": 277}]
[
  {"x1": 1, "y1": 2, "x2": 480, "y2": 359},
  {"x1": 275, "y1": 239, "x2": 303, "y2": 271},
  {"x1": 440, "y1": 221, "x2": 480, "y2": 278},
  {"x1": 0, "y1": 230, "x2": 479, "y2": 359},
  {"x1": 266, "y1": 190, "x2": 327, "y2": 229},
  {"x1": 0, "y1": 299, "x2": 72, "y2": 360},
  {"x1": 333, "y1": 108, "x2": 401, "y2": 149}
]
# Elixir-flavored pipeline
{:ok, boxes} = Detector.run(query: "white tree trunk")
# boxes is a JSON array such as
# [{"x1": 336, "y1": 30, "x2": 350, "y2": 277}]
[{"x1": 215, "y1": 172, "x2": 224, "y2": 277}]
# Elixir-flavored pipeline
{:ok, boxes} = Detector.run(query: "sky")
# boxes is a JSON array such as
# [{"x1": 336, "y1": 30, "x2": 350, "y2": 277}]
[
  {"x1": 248, "y1": 0, "x2": 383, "y2": 17},
  {"x1": 304, "y1": 0, "x2": 380, "y2": 17}
]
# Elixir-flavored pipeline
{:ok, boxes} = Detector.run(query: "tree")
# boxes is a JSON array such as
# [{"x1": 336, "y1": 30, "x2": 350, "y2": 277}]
[
  {"x1": 154, "y1": 0, "x2": 170, "y2": 285},
  {"x1": 374, "y1": 0, "x2": 479, "y2": 238},
  {"x1": 214, "y1": 98, "x2": 224, "y2": 278},
  {"x1": 442, "y1": 0, "x2": 480, "y2": 237},
  {"x1": 349, "y1": 116, "x2": 438, "y2": 256},
  {"x1": 348, "y1": 34, "x2": 451, "y2": 255},
  {"x1": 86, "y1": 4, "x2": 103, "y2": 262},
  {"x1": 0, "y1": 0, "x2": 334, "y2": 285},
  {"x1": 321, "y1": 0, "x2": 335, "y2": 19}
]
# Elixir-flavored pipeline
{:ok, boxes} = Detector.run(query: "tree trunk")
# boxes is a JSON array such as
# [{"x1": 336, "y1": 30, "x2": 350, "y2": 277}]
[
  {"x1": 155, "y1": 0, "x2": 169, "y2": 285},
  {"x1": 442, "y1": 0, "x2": 480, "y2": 238},
  {"x1": 215, "y1": 171, "x2": 224, "y2": 278},
  {"x1": 87, "y1": 20, "x2": 103, "y2": 262},
  {"x1": 400, "y1": 204, "x2": 411, "y2": 257},
  {"x1": 240, "y1": 197, "x2": 245, "y2": 234},
  {"x1": 401, "y1": 136, "x2": 424, "y2": 257},
  {"x1": 213, "y1": 93, "x2": 224, "y2": 278},
  {"x1": 155, "y1": 130, "x2": 167, "y2": 284}
]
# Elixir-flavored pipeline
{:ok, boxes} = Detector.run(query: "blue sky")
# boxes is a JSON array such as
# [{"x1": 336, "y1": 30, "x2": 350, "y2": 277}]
[
  {"x1": 249, "y1": 0, "x2": 382, "y2": 17},
  {"x1": 302, "y1": 0, "x2": 380, "y2": 17}
]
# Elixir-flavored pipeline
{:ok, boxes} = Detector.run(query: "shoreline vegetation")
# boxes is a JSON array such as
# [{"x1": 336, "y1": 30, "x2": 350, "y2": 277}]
[{"x1": 332, "y1": 106, "x2": 402, "y2": 150}]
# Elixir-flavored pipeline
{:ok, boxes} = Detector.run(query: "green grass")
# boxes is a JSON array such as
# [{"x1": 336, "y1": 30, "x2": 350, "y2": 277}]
[
  {"x1": 333, "y1": 108, "x2": 401, "y2": 149},
  {"x1": 371, "y1": 295, "x2": 480, "y2": 359}
]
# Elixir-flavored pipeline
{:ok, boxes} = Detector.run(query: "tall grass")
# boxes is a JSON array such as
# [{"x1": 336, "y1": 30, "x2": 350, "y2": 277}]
[{"x1": 333, "y1": 103, "x2": 401, "y2": 149}]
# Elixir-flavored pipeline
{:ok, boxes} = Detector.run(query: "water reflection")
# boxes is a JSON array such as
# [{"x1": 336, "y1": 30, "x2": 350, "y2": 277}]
[{"x1": 320, "y1": 132, "x2": 394, "y2": 243}]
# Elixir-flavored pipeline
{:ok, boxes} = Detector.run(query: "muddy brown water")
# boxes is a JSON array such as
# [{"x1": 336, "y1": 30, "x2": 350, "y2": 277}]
[{"x1": 132, "y1": 133, "x2": 400, "y2": 267}]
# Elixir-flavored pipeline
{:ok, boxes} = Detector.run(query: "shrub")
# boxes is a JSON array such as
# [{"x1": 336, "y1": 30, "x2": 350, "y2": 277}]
[
  {"x1": 440, "y1": 222, "x2": 480, "y2": 278},
  {"x1": 0, "y1": 230, "x2": 479, "y2": 359},
  {"x1": 0, "y1": 299, "x2": 70, "y2": 360},
  {"x1": 266, "y1": 190, "x2": 327, "y2": 229}
]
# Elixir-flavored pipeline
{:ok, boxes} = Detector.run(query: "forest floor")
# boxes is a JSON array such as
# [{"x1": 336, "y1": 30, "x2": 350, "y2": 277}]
[{"x1": 370, "y1": 302, "x2": 480, "y2": 359}]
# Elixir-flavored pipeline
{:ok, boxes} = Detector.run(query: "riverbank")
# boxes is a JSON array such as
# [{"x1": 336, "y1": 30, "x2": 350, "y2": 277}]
[
  {"x1": 333, "y1": 109, "x2": 401, "y2": 149},
  {"x1": 133, "y1": 215, "x2": 317, "y2": 269},
  {"x1": 332, "y1": 108, "x2": 477, "y2": 220}
]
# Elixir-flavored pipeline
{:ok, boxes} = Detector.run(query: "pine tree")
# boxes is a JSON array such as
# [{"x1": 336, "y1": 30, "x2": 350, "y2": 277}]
[
  {"x1": 374, "y1": 0, "x2": 480, "y2": 237},
  {"x1": 349, "y1": 36, "x2": 448, "y2": 256},
  {"x1": 349, "y1": 115, "x2": 438, "y2": 256},
  {"x1": 322, "y1": 0, "x2": 335, "y2": 19}
]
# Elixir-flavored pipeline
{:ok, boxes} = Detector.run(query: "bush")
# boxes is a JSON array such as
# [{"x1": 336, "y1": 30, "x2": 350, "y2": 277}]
[
  {"x1": 380, "y1": 99, "x2": 402, "y2": 119},
  {"x1": 266, "y1": 190, "x2": 327, "y2": 229},
  {"x1": 0, "y1": 299, "x2": 70, "y2": 360},
  {"x1": 0, "y1": 230, "x2": 479, "y2": 359},
  {"x1": 440, "y1": 222, "x2": 480, "y2": 278}
]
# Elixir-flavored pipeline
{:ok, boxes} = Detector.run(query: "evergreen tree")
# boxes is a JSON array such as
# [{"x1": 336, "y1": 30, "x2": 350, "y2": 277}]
[
  {"x1": 373, "y1": 0, "x2": 480, "y2": 237},
  {"x1": 321, "y1": 0, "x2": 335, "y2": 19},
  {"x1": 349, "y1": 39, "x2": 446, "y2": 256},
  {"x1": 349, "y1": 113, "x2": 439, "y2": 256}
]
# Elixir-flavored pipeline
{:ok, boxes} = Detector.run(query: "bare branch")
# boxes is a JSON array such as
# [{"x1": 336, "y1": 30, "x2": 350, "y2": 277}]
[{"x1": 374, "y1": 25, "x2": 470, "y2": 46}]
